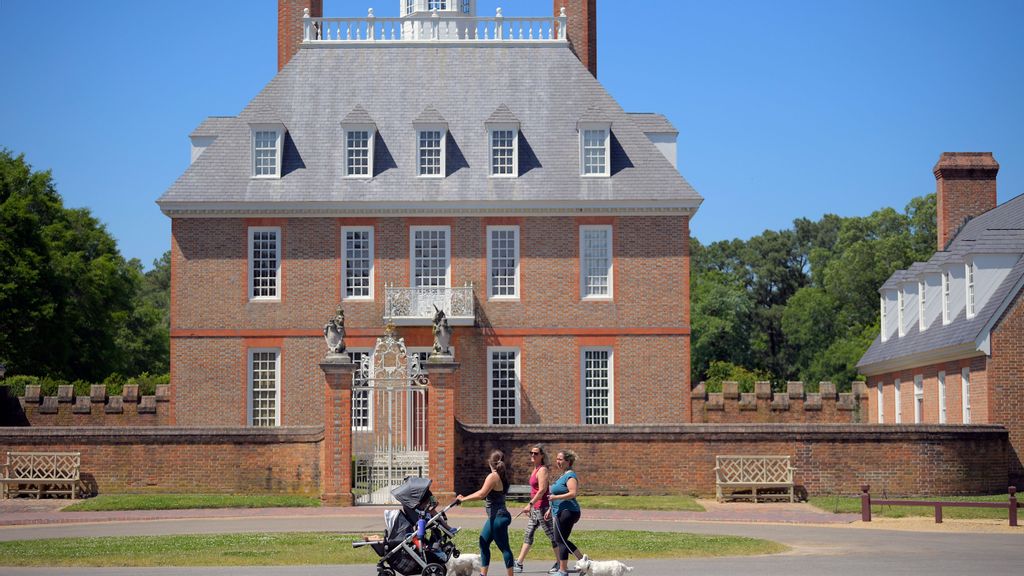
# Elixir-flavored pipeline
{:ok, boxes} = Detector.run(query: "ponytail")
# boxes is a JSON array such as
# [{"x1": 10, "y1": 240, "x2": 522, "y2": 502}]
[{"x1": 488, "y1": 449, "x2": 509, "y2": 487}]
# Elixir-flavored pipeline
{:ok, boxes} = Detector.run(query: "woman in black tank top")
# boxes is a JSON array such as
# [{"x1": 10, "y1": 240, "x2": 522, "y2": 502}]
[{"x1": 456, "y1": 449, "x2": 515, "y2": 576}]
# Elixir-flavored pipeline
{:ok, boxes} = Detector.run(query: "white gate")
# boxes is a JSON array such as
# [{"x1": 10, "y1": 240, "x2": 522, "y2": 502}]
[{"x1": 352, "y1": 330, "x2": 429, "y2": 505}]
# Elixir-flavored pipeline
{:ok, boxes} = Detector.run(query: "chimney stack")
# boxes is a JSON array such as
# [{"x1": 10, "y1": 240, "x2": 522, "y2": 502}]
[
  {"x1": 556, "y1": 0, "x2": 597, "y2": 78},
  {"x1": 278, "y1": 0, "x2": 322, "y2": 72},
  {"x1": 934, "y1": 152, "x2": 999, "y2": 250}
]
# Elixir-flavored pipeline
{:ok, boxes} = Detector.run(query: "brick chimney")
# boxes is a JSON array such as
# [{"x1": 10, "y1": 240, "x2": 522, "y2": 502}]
[
  {"x1": 278, "y1": 0, "x2": 322, "y2": 72},
  {"x1": 556, "y1": 0, "x2": 597, "y2": 78},
  {"x1": 934, "y1": 152, "x2": 999, "y2": 250}
]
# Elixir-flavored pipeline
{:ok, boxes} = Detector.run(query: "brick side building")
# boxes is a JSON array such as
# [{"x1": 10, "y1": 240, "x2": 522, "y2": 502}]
[
  {"x1": 157, "y1": 1, "x2": 701, "y2": 502},
  {"x1": 858, "y1": 152, "x2": 1024, "y2": 486}
]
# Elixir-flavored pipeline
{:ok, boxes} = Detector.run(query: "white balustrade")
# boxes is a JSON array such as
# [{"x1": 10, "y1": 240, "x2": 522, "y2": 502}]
[
  {"x1": 302, "y1": 7, "x2": 567, "y2": 44},
  {"x1": 383, "y1": 284, "x2": 475, "y2": 326}
]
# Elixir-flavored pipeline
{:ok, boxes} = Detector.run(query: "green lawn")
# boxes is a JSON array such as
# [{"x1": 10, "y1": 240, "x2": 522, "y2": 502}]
[
  {"x1": 464, "y1": 495, "x2": 705, "y2": 512},
  {"x1": 808, "y1": 494, "x2": 1016, "y2": 520},
  {"x1": 0, "y1": 530, "x2": 786, "y2": 567},
  {"x1": 62, "y1": 494, "x2": 321, "y2": 512}
]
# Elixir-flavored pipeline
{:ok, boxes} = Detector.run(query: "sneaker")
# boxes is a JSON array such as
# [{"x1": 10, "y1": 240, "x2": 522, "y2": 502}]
[
  {"x1": 548, "y1": 563, "x2": 560, "y2": 573},
  {"x1": 513, "y1": 562, "x2": 524, "y2": 573}
]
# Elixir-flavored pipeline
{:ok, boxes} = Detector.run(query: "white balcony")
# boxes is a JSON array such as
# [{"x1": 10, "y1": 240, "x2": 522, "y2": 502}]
[
  {"x1": 303, "y1": 7, "x2": 567, "y2": 44},
  {"x1": 383, "y1": 284, "x2": 475, "y2": 326}
]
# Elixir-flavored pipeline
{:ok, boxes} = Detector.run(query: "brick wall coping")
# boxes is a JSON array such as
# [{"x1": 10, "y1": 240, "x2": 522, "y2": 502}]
[
  {"x1": 0, "y1": 426, "x2": 325, "y2": 445},
  {"x1": 458, "y1": 423, "x2": 1008, "y2": 442}
]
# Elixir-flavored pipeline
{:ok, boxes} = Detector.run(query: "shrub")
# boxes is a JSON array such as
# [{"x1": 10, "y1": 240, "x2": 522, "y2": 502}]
[
  {"x1": 127, "y1": 372, "x2": 169, "y2": 396},
  {"x1": 702, "y1": 361, "x2": 772, "y2": 394},
  {"x1": 0, "y1": 375, "x2": 40, "y2": 398}
]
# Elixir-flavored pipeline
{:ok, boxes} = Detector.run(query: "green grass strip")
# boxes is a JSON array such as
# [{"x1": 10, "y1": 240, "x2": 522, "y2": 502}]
[
  {"x1": 0, "y1": 530, "x2": 786, "y2": 567},
  {"x1": 62, "y1": 494, "x2": 321, "y2": 512},
  {"x1": 808, "y1": 494, "x2": 1015, "y2": 519},
  {"x1": 463, "y1": 495, "x2": 705, "y2": 512}
]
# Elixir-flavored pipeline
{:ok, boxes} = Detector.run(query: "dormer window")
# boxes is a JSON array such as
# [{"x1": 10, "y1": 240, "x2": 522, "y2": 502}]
[
  {"x1": 250, "y1": 123, "x2": 284, "y2": 178},
  {"x1": 897, "y1": 287, "x2": 905, "y2": 337},
  {"x1": 918, "y1": 280, "x2": 926, "y2": 331},
  {"x1": 341, "y1": 106, "x2": 377, "y2": 179},
  {"x1": 942, "y1": 270, "x2": 951, "y2": 324},
  {"x1": 965, "y1": 261, "x2": 976, "y2": 318},
  {"x1": 418, "y1": 129, "x2": 445, "y2": 176},
  {"x1": 579, "y1": 123, "x2": 611, "y2": 177},
  {"x1": 429, "y1": 0, "x2": 447, "y2": 9}
]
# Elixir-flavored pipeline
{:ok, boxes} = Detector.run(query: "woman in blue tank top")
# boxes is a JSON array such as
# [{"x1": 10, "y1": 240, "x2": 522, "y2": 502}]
[
  {"x1": 545, "y1": 450, "x2": 582, "y2": 576},
  {"x1": 457, "y1": 449, "x2": 515, "y2": 576}
]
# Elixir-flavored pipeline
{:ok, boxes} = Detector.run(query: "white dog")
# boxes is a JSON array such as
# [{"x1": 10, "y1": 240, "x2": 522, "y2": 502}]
[
  {"x1": 446, "y1": 552, "x2": 482, "y2": 576},
  {"x1": 574, "y1": 554, "x2": 633, "y2": 576}
]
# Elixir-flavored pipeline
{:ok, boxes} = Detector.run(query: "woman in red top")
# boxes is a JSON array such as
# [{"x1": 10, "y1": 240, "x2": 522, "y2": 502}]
[{"x1": 513, "y1": 444, "x2": 559, "y2": 574}]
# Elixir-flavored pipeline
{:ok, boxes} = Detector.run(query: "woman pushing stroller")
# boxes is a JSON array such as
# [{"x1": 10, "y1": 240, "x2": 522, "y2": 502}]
[{"x1": 456, "y1": 450, "x2": 515, "y2": 576}]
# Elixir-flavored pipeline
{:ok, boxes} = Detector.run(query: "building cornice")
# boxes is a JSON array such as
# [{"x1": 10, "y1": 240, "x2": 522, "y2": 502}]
[
  {"x1": 857, "y1": 341, "x2": 983, "y2": 377},
  {"x1": 157, "y1": 200, "x2": 701, "y2": 218}
]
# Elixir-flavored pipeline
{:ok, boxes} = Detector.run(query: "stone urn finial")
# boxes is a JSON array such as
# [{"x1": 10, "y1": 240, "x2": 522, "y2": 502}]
[{"x1": 323, "y1": 306, "x2": 349, "y2": 362}]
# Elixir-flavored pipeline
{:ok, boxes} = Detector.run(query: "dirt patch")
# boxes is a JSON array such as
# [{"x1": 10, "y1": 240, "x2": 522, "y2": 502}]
[{"x1": 845, "y1": 516, "x2": 1022, "y2": 534}]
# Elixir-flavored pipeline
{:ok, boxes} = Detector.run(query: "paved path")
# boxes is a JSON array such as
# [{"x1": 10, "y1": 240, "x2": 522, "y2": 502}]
[{"x1": 0, "y1": 500, "x2": 1019, "y2": 575}]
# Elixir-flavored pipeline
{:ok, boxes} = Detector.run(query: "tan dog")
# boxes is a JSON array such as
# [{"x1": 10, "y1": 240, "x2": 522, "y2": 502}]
[
  {"x1": 574, "y1": 554, "x2": 633, "y2": 576},
  {"x1": 446, "y1": 552, "x2": 482, "y2": 576}
]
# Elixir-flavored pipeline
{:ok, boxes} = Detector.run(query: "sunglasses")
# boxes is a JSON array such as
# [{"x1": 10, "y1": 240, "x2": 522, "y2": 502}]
[{"x1": 530, "y1": 452, "x2": 542, "y2": 456}]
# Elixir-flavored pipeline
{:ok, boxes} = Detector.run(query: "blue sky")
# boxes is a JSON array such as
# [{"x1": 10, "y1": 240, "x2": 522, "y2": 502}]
[{"x1": 2, "y1": 0, "x2": 1022, "y2": 268}]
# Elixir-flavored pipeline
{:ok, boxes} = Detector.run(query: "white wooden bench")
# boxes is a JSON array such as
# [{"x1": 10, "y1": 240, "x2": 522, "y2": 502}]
[
  {"x1": 714, "y1": 455, "x2": 796, "y2": 503},
  {"x1": 506, "y1": 484, "x2": 531, "y2": 502},
  {"x1": 0, "y1": 451, "x2": 81, "y2": 499}
]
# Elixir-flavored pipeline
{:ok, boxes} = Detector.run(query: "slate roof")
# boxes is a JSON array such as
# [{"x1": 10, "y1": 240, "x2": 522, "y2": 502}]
[
  {"x1": 189, "y1": 116, "x2": 235, "y2": 138},
  {"x1": 485, "y1": 104, "x2": 520, "y2": 125},
  {"x1": 158, "y1": 44, "x2": 701, "y2": 211},
  {"x1": 341, "y1": 104, "x2": 375, "y2": 126},
  {"x1": 627, "y1": 113, "x2": 678, "y2": 135},
  {"x1": 858, "y1": 193, "x2": 1024, "y2": 372}
]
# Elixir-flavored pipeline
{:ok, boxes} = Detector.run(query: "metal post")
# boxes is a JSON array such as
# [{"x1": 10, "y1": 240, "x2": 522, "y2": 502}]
[
  {"x1": 935, "y1": 505, "x2": 942, "y2": 523},
  {"x1": 1010, "y1": 486, "x2": 1018, "y2": 527},
  {"x1": 861, "y1": 485, "x2": 871, "y2": 522}
]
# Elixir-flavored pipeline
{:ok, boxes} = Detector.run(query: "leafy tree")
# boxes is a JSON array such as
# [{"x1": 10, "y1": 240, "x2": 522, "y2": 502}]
[{"x1": 0, "y1": 149, "x2": 167, "y2": 380}]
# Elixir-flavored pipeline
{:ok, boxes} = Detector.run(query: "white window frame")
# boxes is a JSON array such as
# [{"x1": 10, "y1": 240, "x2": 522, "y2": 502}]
[
  {"x1": 248, "y1": 226, "x2": 282, "y2": 302},
  {"x1": 416, "y1": 125, "x2": 447, "y2": 178},
  {"x1": 250, "y1": 123, "x2": 284, "y2": 179},
  {"x1": 581, "y1": 348, "x2": 614, "y2": 425},
  {"x1": 897, "y1": 288, "x2": 905, "y2": 337},
  {"x1": 343, "y1": 125, "x2": 376, "y2": 179},
  {"x1": 877, "y1": 382, "x2": 884, "y2": 423},
  {"x1": 965, "y1": 261, "x2": 976, "y2": 318},
  {"x1": 341, "y1": 226, "x2": 374, "y2": 301},
  {"x1": 913, "y1": 374, "x2": 924, "y2": 424},
  {"x1": 410, "y1": 226, "x2": 451, "y2": 288},
  {"x1": 488, "y1": 124, "x2": 519, "y2": 178},
  {"x1": 938, "y1": 371, "x2": 947, "y2": 424},
  {"x1": 428, "y1": 0, "x2": 447, "y2": 10},
  {"x1": 894, "y1": 378, "x2": 902, "y2": 424},
  {"x1": 579, "y1": 224, "x2": 613, "y2": 300},
  {"x1": 942, "y1": 270, "x2": 951, "y2": 324},
  {"x1": 880, "y1": 295, "x2": 888, "y2": 342},
  {"x1": 579, "y1": 122, "x2": 611, "y2": 177},
  {"x1": 961, "y1": 367, "x2": 971, "y2": 423},
  {"x1": 486, "y1": 225, "x2": 520, "y2": 300},
  {"x1": 350, "y1": 349, "x2": 373, "y2": 431},
  {"x1": 247, "y1": 348, "x2": 281, "y2": 427},
  {"x1": 918, "y1": 280, "x2": 927, "y2": 331},
  {"x1": 487, "y1": 347, "x2": 521, "y2": 425}
]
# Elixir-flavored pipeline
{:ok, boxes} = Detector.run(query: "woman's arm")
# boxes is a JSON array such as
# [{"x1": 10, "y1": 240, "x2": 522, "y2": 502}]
[
  {"x1": 549, "y1": 476, "x2": 578, "y2": 501},
  {"x1": 457, "y1": 471, "x2": 497, "y2": 502}
]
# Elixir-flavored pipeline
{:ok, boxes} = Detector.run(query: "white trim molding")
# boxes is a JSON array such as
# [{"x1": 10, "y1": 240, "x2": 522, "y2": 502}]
[
  {"x1": 409, "y1": 225, "x2": 451, "y2": 288},
  {"x1": 579, "y1": 224, "x2": 613, "y2": 300},
  {"x1": 487, "y1": 346, "x2": 521, "y2": 425},
  {"x1": 486, "y1": 225, "x2": 520, "y2": 300},
  {"x1": 581, "y1": 347, "x2": 614, "y2": 425},
  {"x1": 248, "y1": 226, "x2": 282, "y2": 302},
  {"x1": 487, "y1": 123, "x2": 519, "y2": 178},
  {"x1": 579, "y1": 122, "x2": 611, "y2": 177},
  {"x1": 249, "y1": 122, "x2": 285, "y2": 179},
  {"x1": 342, "y1": 123, "x2": 376, "y2": 179},
  {"x1": 341, "y1": 226, "x2": 375, "y2": 300},
  {"x1": 247, "y1": 348, "x2": 281, "y2": 427}
]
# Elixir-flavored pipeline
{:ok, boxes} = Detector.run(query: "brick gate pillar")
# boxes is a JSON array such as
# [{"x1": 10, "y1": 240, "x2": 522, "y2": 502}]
[
  {"x1": 320, "y1": 357, "x2": 356, "y2": 506},
  {"x1": 425, "y1": 360, "x2": 460, "y2": 503}
]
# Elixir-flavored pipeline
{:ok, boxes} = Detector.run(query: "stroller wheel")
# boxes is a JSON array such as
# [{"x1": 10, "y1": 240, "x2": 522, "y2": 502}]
[
  {"x1": 423, "y1": 563, "x2": 446, "y2": 576},
  {"x1": 377, "y1": 569, "x2": 395, "y2": 576}
]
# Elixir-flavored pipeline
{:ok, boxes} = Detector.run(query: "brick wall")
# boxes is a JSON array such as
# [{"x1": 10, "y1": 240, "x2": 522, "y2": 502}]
[
  {"x1": 690, "y1": 382, "x2": 868, "y2": 424},
  {"x1": 458, "y1": 424, "x2": 1009, "y2": 497},
  {"x1": 987, "y1": 288, "x2": 1024, "y2": 485},
  {"x1": 867, "y1": 356, "x2": 986, "y2": 425},
  {"x1": 0, "y1": 427, "x2": 322, "y2": 495}
]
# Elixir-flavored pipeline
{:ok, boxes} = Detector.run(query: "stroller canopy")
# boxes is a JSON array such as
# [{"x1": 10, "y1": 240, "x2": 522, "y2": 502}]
[{"x1": 391, "y1": 477, "x2": 432, "y2": 510}]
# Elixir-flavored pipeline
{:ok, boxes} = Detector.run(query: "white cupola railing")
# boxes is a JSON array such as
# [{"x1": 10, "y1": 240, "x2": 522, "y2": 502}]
[{"x1": 302, "y1": 7, "x2": 568, "y2": 44}]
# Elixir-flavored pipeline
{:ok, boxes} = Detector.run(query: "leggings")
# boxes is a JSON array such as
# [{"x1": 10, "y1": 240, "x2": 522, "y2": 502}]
[
  {"x1": 552, "y1": 508, "x2": 581, "y2": 562},
  {"x1": 479, "y1": 509, "x2": 514, "y2": 569}
]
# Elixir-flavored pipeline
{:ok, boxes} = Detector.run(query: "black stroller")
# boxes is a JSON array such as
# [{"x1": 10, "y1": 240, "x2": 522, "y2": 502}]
[{"x1": 353, "y1": 477, "x2": 462, "y2": 576}]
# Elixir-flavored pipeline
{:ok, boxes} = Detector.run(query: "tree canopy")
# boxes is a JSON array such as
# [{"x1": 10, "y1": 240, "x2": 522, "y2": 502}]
[
  {"x1": 0, "y1": 149, "x2": 168, "y2": 381},
  {"x1": 692, "y1": 193, "x2": 936, "y2": 389}
]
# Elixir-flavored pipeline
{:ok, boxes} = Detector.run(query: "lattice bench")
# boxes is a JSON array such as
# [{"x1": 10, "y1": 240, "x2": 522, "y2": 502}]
[
  {"x1": 1, "y1": 451, "x2": 81, "y2": 499},
  {"x1": 714, "y1": 455, "x2": 796, "y2": 503}
]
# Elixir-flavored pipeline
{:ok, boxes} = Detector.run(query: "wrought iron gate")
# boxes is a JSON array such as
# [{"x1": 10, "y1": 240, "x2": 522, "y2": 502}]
[{"x1": 352, "y1": 329, "x2": 429, "y2": 505}]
